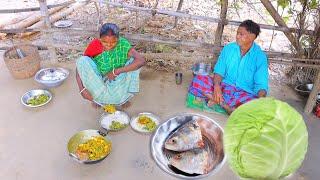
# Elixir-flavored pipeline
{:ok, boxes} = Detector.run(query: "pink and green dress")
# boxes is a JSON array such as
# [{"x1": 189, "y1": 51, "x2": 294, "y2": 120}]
[{"x1": 76, "y1": 37, "x2": 140, "y2": 105}]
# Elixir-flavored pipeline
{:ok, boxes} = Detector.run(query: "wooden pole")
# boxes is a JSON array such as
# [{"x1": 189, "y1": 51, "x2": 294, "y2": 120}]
[
  {"x1": 0, "y1": 0, "x2": 75, "y2": 13},
  {"x1": 5, "y1": 6, "x2": 65, "y2": 30},
  {"x1": 304, "y1": 71, "x2": 320, "y2": 113},
  {"x1": 39, "y1": 0, "x2": 51, "y2": 27},
  {"x1": 38, "y1": 0, "x2": 57, "y2": 64},
  {"x1": 173, "y1": 0, "x2": 184, "y2": 28},
  {"x1": 213, "y1": 0, "x2": 228, "y2": 60},
  {"x1": 101, "y1": 1, "x2": 314, "y2": 36}
]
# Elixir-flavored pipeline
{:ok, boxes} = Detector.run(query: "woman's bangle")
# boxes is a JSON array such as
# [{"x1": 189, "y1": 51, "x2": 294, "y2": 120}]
[
  {"x1": 112, "y1": 69, "x2": 118, "y2": 77},
  {"x1": 79, "y1": 88, "x2": 86, "y2": 94}
]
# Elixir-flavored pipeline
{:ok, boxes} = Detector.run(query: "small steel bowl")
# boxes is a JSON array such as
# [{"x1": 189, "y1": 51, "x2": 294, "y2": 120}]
[
  {"x1": 67, "y1": 129, "x2": 112, "y2": 164},
  {"x1": 151, "y1": 113, "x2": 225, "y2": 179},
  {"x1": 294, "y1": 83, "x2": 313, "y2": 96},
  {"x1": 192, "y1": 63, "x2": 211, "y2": 76},
  {"x1": 34, "y1": 67, "x2": 69, "y2": 88},
  {"x1": 53, "y1": 20, "x2": 73, "y2": 28},
  {"x1": 21, "y1": 89, "x2": 52, "y2": 108}
]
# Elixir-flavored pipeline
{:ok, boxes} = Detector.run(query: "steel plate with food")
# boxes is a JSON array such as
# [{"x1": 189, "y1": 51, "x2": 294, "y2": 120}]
[
  {"x1": 67, "y1": 129, "x2": 112, "y2": 164},
  {"x1": 21, "y1": 89, "x2": 52, "y2": 108},
  {"x1": 131, "y1": 112, "x2": 160, "y2": 133},
  {"x1": 100, "y1": 111, "x2": 130, "y2": 131},
  {"x1": 150, "y1": 113, "x2": 225, "y2": 179}
]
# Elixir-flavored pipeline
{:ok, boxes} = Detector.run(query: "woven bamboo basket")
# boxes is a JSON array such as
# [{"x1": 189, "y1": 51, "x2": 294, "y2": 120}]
[{"x1": 4, "y1": 45, "x2": 41, "y2": 79}]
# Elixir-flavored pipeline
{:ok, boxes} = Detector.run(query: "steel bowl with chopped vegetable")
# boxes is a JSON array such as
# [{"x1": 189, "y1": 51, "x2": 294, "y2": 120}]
[{"x1": 21, "y1": 89, "x2": 52, "y2": 108}]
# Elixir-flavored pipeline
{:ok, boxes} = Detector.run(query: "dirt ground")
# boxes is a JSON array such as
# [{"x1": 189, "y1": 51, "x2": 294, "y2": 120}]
[
  {"x1": 1, "y1": 1, "x2": 319, "y2": 179},
  {"x1": 0, "y1": 50, "x2": 319, "y2": 180}
]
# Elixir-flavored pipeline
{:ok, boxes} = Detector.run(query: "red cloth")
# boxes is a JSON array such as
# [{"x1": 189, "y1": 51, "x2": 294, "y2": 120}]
[
  {"x1": 315, "y1": 104, "x2": 320, "y2": 118},
  {"x1": 83, "y1": 39, "x2": 104, "y2": 57}
]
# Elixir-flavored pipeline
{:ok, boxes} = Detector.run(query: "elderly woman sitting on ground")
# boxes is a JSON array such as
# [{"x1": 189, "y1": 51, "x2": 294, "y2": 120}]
[
  {"x1": 187, "y1": 20, "x2": 269, "y2": 114},
  {"x1": 76, "y1": 23, "x2": 145, "y2": 107}
]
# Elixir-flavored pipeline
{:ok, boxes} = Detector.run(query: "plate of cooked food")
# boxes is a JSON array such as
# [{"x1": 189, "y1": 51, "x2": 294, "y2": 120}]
[
  {"x1": 130, "y1": 112, "x2": 160, "y2": 134},
  {"x1": 99, "y1": 111, "x2": 130, "y2": 131}
]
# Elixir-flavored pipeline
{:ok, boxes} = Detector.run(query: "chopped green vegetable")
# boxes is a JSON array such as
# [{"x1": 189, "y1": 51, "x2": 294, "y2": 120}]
[
  {"x1": 27, "y1": 94, "x2": 49, "y2": 106},
  {"x1": 143, "y1": 120, "x2": 156, "y2": 132},
  {"x1": 109, "y1": 120, "x2": 126, "y2": 130}
]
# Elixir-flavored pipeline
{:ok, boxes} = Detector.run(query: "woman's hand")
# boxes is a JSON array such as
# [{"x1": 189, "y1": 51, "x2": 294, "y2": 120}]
[
  {"x1": 81, "y1": 89, "x2": 93, "y2": 101},
  {"x1": 106, "y1": 71, "x2": 117, "y2": 81},
  {"x1": 106, "y1": 69, "x2": 122, "y2": 81},
  {"x1": 213, "y1": 84, "x2": 224, "y2": 104}
]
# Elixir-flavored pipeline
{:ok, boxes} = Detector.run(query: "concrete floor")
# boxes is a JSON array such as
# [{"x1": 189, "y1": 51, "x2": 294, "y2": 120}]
[{"x1": 0, "y1": 52, "x2": 319, "y2": 180}]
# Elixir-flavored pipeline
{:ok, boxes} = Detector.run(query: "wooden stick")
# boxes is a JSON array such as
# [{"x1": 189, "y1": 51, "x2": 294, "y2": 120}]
[
  {"x1": 0, "y1": 13, "x2": 31, "y2": 29},
  {"x1": 39, "y1": 0, "x2": 51, "y2": 27},
  {"x1": 269, "y1": 57, "x2": 320, "y2": 64},
  {"x1": 39, "y1": 0, "x2": 57, "y2": 64},
  {"x1": 214, "y1": 0, "x2": 228, "y2": 59},
  {"x1": 21, "y1": 1, "x2": 90, "y2": 37},
  {"x1": 4, "y1": 6, "x2": 65, "y2": 29},
  {"x1": 1, "y1": 26, "x2": 316, "y2": 60},
  {"x1": 101, "y1": 1, "x2": 314, "y2": 36},
  {"x1": 0, "y1": 0, "x2": 75, "y2": 14},
  {"x1": 304, "y1": 71, "x2": 320, "y2": 113},
  {"x1": 269, "y1": 60, "x2": 320, "y2": 68},
  {"x1": 173, "y1": 0, "x2": 184, "y2": 28}
]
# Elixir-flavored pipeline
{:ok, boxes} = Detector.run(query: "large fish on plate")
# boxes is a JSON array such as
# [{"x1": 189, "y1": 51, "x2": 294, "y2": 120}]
[
  {"x1": 169, "y1": 148, "x2": 209, "y2": 175},
  {"x1": 165, "y1": 121, "x2": 204, "y2": 151}
]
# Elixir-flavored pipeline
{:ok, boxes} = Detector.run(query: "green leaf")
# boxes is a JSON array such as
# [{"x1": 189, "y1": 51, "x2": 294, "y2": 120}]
[
  {"x1": 224, "y1": 98, "x2": 308, "y2": 179},
  {"x1": 309, "y1": 0, "x2": 319, "y2": 9},
  {"x1": 277, "y1": 0, "x2": 290, "y2": 9},
  {"x1": 282, "y1": 15, "x2": 290, "y2": 24}
]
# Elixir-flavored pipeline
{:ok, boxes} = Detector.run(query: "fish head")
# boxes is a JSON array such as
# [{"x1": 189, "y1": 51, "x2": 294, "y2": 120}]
[
  {"x1": 164, "y1": 135, "x2": 184, "y2": 151},
  {"x1": 170, "y1": 152, "x2": 187, "y2": 168}
]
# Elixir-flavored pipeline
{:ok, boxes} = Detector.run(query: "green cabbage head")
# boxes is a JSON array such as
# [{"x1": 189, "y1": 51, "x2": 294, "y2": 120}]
[{"x1": 224, "y1": 98, "x2": 308, "y2": 179}]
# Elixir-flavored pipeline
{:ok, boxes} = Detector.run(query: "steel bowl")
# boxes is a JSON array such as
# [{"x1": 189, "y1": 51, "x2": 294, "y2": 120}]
[
  {"x1": 294, "y1": 83, "x2": 320, "y2": 99},
  {"x1": 150, "y1": 113, "x2": 225, "y2": 179},
  {"x1": 192, "y1": 63, "x2": 212, "y2": 76},
  {"x1": 53, "y1": 20, "x2": 73, "y2": 28},
  {"x1": 34, "y1": 67, "x2": 69, "y2": 88},
  {"x1": 21, "y1": 89, "x2": 52, "y2": 108},
  {"x1": 294, "y1": 83, "x2": 313, "y2": 96},
  {"x1": 67, "y1": 129, "x2": 112, "y2": 164}
]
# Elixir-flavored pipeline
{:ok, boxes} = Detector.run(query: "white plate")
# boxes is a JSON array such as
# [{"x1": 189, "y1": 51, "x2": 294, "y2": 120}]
[
  {"x1": 130, "y1": 112, "x2": 160, "y2": 134},
  {"x1": 99, "y1": 111, "x2": 130, "y2": 131},
  {"x1": 54, "y1": 20, "x2": 73, "y2": 28}
]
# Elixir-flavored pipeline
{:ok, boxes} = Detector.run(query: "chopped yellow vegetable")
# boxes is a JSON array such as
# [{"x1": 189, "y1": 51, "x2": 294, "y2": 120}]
[
  {"x1": 138, "y1": 115, "x2": 152, "y2": 125},
  {"x1": 138, "y1": 115, "x2": 157, "y2": 132},
  {"x1": 75, "y1": 136, "x2": 112, "y2": 161},
  {"x1": 103, "y1": 104, "x2": 116, "y2": 114}
]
